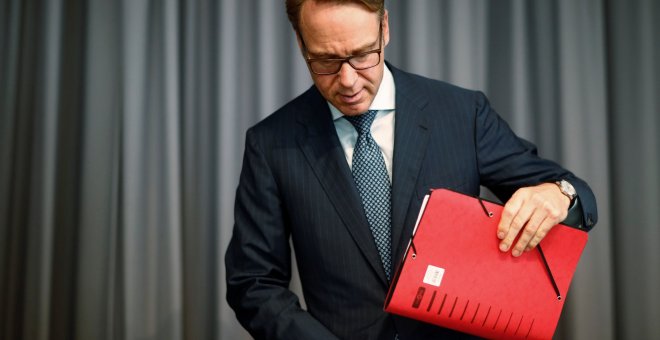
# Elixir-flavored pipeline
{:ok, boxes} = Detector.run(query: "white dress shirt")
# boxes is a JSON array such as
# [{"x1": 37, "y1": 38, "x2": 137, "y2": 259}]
[{"x1": 329, "y1": 65, "x2": 396, "y2": 182}]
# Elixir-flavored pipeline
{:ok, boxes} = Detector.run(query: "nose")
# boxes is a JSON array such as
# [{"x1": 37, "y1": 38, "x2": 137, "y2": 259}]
[{"x1": 337, "y1": 62, "x2": 357, "y2": 88}]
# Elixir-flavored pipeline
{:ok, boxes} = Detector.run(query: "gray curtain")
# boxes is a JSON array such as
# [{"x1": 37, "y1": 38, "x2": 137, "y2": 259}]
[{"x1": 0, "y1": 0, "x2": 658, "y2": 339}]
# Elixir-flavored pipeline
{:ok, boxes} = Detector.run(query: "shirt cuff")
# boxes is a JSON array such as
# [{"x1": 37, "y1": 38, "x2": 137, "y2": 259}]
[{"x1": 562, "y1": 196, "x2": 584, "y2": 229}]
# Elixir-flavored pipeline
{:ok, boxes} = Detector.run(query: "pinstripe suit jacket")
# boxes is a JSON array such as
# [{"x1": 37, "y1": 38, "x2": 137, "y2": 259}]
[{"x1": 225, "y1": 64, "x2": 597, "y2": 340}]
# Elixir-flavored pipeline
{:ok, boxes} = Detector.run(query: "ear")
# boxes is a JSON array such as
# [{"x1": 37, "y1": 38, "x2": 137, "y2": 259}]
[{"x1": 382, "y1": 10, "x2": 390, "y2": 47}]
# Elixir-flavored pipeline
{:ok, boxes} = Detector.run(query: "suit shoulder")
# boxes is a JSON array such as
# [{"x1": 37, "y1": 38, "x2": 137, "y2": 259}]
[
  {"x1": 391, "y1": 66, "x2": 490, "y2": 113},
  {"x1": 248, "y1": 86, "x2": 317, "y2": 134}
]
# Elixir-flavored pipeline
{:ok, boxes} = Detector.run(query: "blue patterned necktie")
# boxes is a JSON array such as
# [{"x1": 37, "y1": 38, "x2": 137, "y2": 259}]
[{"x1": 345, "y1": 110, "x2": 393, "y2": 280}]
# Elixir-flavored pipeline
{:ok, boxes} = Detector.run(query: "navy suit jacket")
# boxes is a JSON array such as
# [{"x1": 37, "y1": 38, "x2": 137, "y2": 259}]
[{"x1": 225, "y1": 64, "x2": 597, "y2": 339}]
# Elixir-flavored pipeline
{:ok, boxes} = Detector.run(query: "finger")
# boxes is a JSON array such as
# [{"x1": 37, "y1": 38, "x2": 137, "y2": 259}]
[
  {"x1": 524, "y1": 198, "x2": 565, "y2": 251},
  {"x1": 497, "y1": 194, "x2": 524, "y2": 240},
  {"x1": 525, "y1": 217, "x2": 557, "y2": 251},
  {"x1": 512, "y1": 209, "x2": 546, "y2": 257},
  {"x1": 499, "y1": 199, "x2": 535, "y2": 252}
]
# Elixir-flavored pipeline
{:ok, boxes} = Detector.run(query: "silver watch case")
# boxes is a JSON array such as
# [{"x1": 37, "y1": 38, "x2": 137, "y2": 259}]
[{"x1": 556, "y1": 179, "x2": 577, "y2": 200}]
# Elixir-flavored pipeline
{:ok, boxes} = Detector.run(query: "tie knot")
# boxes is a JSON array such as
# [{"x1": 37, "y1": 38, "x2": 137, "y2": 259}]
[{"x1": 345, "y1": 110, "x2": 378, "y2": 136}]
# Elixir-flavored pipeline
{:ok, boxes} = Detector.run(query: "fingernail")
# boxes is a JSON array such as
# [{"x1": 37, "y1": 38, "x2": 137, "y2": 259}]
[
  {"x1": 512, "y1": 249, "x2": 521, "y2": 257},
  {"x1": 499, "y1": 243, "x2": 508, "y2": 252},
  {"x1": 497, "y1": 232, "x2": 505, "y2": 239}
]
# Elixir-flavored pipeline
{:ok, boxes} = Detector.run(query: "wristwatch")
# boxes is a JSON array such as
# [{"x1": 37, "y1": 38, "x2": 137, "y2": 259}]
[{"x1": 555, "y1": 179, "x2": 577, "y2": 201}]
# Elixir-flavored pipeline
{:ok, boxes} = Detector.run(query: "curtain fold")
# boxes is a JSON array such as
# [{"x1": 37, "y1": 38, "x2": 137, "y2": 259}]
[
  {"x1": 607, "y1": 0, "x2": 660, "y2": 338},
  {"x1": 76, "y1": 0, "x2": 121, "y2": 337},
  {"x1": 1, "y1": 1, "x2": 658, "y2": 339}
]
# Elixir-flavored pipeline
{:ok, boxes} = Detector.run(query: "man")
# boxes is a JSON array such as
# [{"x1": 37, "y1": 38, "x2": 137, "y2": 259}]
[{"x1": 225, "y1": 0, "x2": 598, "y2": 339}]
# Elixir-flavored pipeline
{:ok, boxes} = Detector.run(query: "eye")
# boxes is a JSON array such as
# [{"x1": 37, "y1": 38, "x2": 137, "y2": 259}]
[
  {"x1": 351, "y1": 53, "x2": 370, "y2": 63},
  {"x1": 317, "y1": 59, "x2": 339, "y2": 68}
]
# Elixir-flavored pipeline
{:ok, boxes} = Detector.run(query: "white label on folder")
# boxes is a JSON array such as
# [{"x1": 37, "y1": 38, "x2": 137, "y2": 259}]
[{"x1": 423, "y1": 265, "x2": 445, "y2": 287}]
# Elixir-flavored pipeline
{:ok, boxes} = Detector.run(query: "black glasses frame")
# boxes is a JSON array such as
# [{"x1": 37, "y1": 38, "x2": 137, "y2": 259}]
[{"x1": 300, "y1": 23, "x2": 383, "y2": 75}]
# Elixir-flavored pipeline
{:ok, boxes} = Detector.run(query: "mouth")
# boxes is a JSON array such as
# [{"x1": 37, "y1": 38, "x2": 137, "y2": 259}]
[{"x1": 338, "y1": 89, "x2": 363, "y2": 104}]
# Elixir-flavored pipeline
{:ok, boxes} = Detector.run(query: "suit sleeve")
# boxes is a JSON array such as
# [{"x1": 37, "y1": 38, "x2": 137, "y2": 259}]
[
  {"x1": 472, "y1": 91, "x2": 598, "y2": 230},
  {"x1": 225, "y1": 128, "x2": 339, "y2": 339}
]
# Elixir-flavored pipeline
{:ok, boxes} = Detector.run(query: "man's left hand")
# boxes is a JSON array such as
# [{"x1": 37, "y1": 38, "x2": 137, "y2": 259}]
[{"x1": 497, "y1": 183, "x2": 571, "y2": 256}]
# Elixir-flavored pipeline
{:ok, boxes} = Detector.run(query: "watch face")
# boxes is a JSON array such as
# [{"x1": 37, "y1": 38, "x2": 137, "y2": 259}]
[{"x1": 560, "y1": 180, "x2": 576, "y2": 198}]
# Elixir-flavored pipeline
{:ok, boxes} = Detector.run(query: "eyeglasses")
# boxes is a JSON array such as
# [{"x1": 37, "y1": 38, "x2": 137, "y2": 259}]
[{"x1": 300, "y1": 24, "x2": 383, "y2": 75}]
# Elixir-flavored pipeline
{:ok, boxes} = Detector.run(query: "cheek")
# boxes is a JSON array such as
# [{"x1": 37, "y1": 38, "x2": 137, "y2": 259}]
[
  {"x1": 366, "y1": 70, "x2": 382, "y2": 87},
  {"x1": 314, "y1": 77, "x2": 339, "y2": 95},
  {"x1": 354, "y1": 71, "x2": 375, "y2": 89}
]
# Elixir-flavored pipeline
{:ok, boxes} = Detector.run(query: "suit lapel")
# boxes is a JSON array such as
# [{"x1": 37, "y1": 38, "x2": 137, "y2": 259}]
[
  {"x1": 390, "y1": 68, "x2": 431, "y2": 263},
  {"x1": 296, "y1": 88, "x2": 390, "y2": 286}
]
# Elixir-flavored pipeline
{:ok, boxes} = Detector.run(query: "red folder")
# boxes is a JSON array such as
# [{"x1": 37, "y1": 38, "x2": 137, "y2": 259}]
[{"x1": 384, "y1": 189, "x2": 588, "y2": 340}]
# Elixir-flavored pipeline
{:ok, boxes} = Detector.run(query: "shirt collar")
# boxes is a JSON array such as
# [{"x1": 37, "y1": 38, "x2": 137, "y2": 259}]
[{"x1": 329, "y1": 64, "x2": 396, "y2": 121}]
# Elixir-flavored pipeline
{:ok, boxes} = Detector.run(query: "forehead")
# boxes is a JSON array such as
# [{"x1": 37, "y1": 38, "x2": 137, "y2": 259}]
[{"x1": 299, "y1": 1, "x2": 380, "y2": 54}]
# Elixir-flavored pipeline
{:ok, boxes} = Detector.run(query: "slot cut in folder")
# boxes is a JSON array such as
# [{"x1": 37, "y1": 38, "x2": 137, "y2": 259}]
[{"x1": 384, "y1": 189, "x2": 588, "y2": 340}]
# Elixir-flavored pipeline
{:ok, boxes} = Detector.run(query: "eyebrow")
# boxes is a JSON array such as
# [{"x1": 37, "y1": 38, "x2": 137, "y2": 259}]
[{"x1": 306, "y1": 38, "x2": 379, "y2": 59}]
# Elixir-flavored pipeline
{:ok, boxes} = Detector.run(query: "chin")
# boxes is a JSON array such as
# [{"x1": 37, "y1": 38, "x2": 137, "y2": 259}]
[{"x1": 336, "y1": 103, "x2": 369, "y2": 116}]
